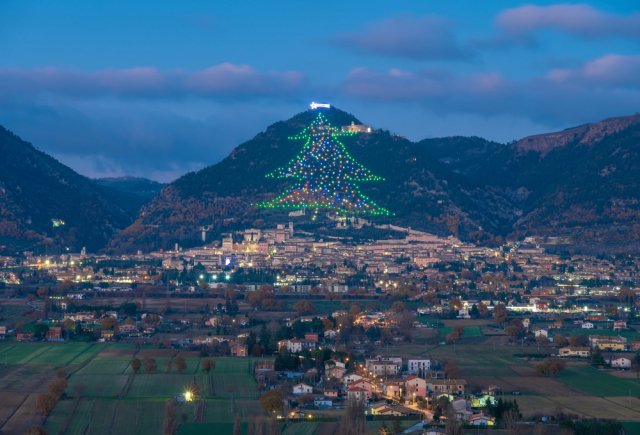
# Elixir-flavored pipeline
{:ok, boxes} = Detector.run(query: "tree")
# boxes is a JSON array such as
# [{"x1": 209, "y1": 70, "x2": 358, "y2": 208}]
[
  {"x1": 260, "y1": 390, "x2": 284, "y2": 415},
  {"x1": 443, "y1": 360, "x2": 460, "y2": 379},
  {"x1": 162, "y1": 399, "x2": 177, "y2": 435},
  {"x1": 258, "y1": 112, "x2": 391, "y2": 216},
  {"x1": 294, "y1": 300, "x2": 314, "y2": 315},
  {"x1": 35, "y1": 393, "x2": 56, "y2": 416},
  {"x1": 143, "y1": 357, "x2": 157, "y2": 374},
  {"x1": 337, "y1": 397, "x2": 365, "y2": 435},
  {"x1": 201, "y1": 358, "x2": 216, "y2": 373},
  {"x1": 493, "y1": 304, "x2": 507, "y2": 325},
  {"x1": 131, "y1": 358, "x2": 142, "y2": 374},
  {"x1": 47, "y1": 378, "x2": 68, "y2": 399},
  {"x1": 553, "y1": 334, "x2": 569, "y2": 347},
  {"x1": 535, "y1": 358, "x2": 566, "y2": 376},
  {"x1": 175, "y1": 356, "x2": 187, "y2": 374}
]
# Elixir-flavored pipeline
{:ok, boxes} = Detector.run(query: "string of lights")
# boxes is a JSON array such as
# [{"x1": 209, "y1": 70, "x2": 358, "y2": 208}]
[{"x1": 259, "y1": 113, "x2": 391, "y2": 216}]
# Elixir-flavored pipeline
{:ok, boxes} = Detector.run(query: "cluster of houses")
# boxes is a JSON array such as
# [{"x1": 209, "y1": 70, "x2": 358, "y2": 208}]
[{"x1": 253, "y1": 354, "x2": 498, "y2": 426}]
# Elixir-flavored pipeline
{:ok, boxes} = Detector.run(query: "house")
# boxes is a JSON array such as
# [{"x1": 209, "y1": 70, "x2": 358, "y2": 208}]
[
  {"x1": 313, "y1": 398, "x2": 332, "y2": 408},
  {"x1": 0, "y1": 326, "x2": 7, "y2": 339},
  {"x1": 47, "y1": 326, "x2": 63, "y2": 341},
  {"x1": 589, "y1": 335, "x2": 627, "y2": 351},
  {"x1": 347, "y1": 385, "x2": 369, "y2": 402},
  {"x1": 304, "y1": 333, "x2": 319, "y2": 343},
  {"x1": 292, "y1": 383, "x2": 313, "y2": 395},
  {"x1": 230, "y1": 342, "x2": 248, "y2": 357},
  {"x1": 100, "y1": 329, "x2": 115, "y2": 341},
  {"x1": 407, "y1": 359, "x2": 431, "y2": 376},
  {"x1": 451, "y1": 397, "x2": 472, "y2": 420},
  {"x1": 370, "y1": 402, "x2": 404, "y2": 416},
  {"x1": 605, "y1": 355, "x2": 632, "y2": 369},
  {"x1": 369, "y1": 402, "x2": 403, "y2": 417},
  {"x1": 468, "y1": 413, "x2": 496, "y2": 426},
  {"x1": 383, "y1": 380, "x2": 403, "y2": 400},
  {"x1": 323, "y1": 388, "x2": 339, "y2": 398},
  {"x1": 324, "y1": 329, "x2": 337, "y2": 339},
  {"x1": 342, "y1": 373, "x2": 362, "y2": 387},
  {"x1": 16, "y1": 331, "x2": 33, "y2": 342},
  {"x1": 581, "y1": 322, "x2": 594, "y2": 329},
  {"x1": 559, "y1": 347, "x2": 591, "y2": 358},
  {"x1": 631, "y1": 341, "x2": 640, "y2": 352},
  {"x1": 278, "y1": 338, "x2": 316, "y2": 353},
  {"x1": 348, "y1": 379, "x2": 373, "y2": 397},
  {"x1": 404, "y1": 375, "x2": 427, "y2": 398},
  {"x1": 613, "y1": 320, "x2": 627, "y2": 331},
  {"x1": 326, "y1": 366, "x2": 346, "y2": 380},
  {"x1": 365, "y1": 356, "x2": 402, "y2": 376},
  {"x1": 427, "y1": 379, "x2": 466, "y2": 395},
  {"x1": 534, "y1": 328, "x2": 548, "y2": 338}
]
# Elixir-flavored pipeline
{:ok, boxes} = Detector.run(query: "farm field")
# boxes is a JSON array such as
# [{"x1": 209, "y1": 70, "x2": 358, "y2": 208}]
[{"x1": 0, "y1": 342, "x2": 268, "y2": 434}]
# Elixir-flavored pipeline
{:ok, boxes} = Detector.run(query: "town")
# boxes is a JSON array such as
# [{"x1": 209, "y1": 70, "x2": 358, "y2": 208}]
[{"x1": 0, "y1": 221, "x2": 639, "y2": 434}]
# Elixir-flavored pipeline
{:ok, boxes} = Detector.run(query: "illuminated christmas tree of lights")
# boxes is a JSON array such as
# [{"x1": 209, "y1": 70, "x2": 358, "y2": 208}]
[{"x1": 259, "y1": 112, "x2": 391, "y2": 216}]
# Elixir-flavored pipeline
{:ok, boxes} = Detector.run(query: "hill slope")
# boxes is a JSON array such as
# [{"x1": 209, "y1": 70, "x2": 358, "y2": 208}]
[{"x1": 0, "y1": 127, "x2": 137, "y2": 253}]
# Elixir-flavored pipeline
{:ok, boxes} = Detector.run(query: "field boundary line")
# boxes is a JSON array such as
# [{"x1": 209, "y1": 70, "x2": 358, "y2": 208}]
[{"x1": 0, "y1": 392, "x2": 29, "y2": 432}]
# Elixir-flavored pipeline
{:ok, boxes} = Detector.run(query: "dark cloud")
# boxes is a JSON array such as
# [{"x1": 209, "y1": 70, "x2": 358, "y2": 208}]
[
  {"x1": 331, "y1": 15, "x2": 472, "y2": 61},
  {"x1": 342, "y1": 54, "x2": 640, "y2": 126},
  {"x1": 495, "y1": 4, "x2": 640, "y2": 44},
  {"x1": 0, "y1": 64, "x2": 306, "y2": 101}
]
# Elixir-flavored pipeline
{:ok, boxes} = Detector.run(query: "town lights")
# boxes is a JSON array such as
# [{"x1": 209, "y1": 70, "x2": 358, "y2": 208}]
[{"x1": 184, "y1": 390, "x2": 193, "y2": 402}]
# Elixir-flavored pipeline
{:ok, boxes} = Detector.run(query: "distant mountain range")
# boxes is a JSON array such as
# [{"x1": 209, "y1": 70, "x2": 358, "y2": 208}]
[{"x1": 1, "y1": 109, "x2": 639, "y2": 254}]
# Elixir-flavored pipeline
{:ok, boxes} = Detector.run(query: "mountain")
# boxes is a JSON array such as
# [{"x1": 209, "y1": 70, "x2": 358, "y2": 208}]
[
  {"x1": 109, "y1": 107, "x2": 516, "y2": 252},
  {"x1": 422, "y1": 113, "x2": 640, "y2": 252},
  {"x1": 94, "y1": 177, "x2": 164, "y2": 216},
  {"x1": 0, "y1": 126, "x2": 137, "y2": 253},
  {"x1": 499, "y1": 114, "x2": 640, "y2": 252}
]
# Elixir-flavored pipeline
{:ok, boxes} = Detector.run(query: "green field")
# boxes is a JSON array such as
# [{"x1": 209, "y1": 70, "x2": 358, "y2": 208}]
[
  {"x1": 558, "y1": 365, "x2": 640, "y2": 397},
  {"x1": 439, "y1": 325, "x2": 483, "y2": 338},
  {"x1": 0, "y1": 342, "x2": 269, "y2": 434}
]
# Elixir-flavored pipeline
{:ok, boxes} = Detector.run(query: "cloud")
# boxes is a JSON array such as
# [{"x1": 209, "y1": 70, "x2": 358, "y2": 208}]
[
  {"x1": 495, "y1": 4, "x2": 640, "y2": 43},
  {"x1": 548, "y1": 54, "x2": 640, "y2": 88},
  {"x1": 332, "y1": 15, "x2": 472, "y2": 61},
  {"x1": 0, "y1": 64, "x2": 306, "y2": 101},
  {"x1": 0, "y1": 99, "x2": 300, "y2": 182},
  {"x1": 342, "y1": 54, "x2": 640, "y2": 125}
]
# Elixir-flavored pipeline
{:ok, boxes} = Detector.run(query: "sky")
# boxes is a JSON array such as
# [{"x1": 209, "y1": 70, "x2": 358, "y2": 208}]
[{"x1": 1, "y1": 1, "x2": 639, "y2": 182}]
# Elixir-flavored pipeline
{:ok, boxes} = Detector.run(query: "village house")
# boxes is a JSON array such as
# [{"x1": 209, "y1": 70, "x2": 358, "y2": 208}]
[
  {"x1": 365, "y1": 356, "x2": 402, "y2": 376},
  {"x1": 613, "y1": 320, "x2": 627, "y2": 331},
  {"x1": 230, "y1": 342, "x2": 248, "y2": 357},
  {"x1": 278, "y1": 338, "x2": 316, "y2": 353},
  {"x1": 347, "y1": 385, "x2": 369, "y2": 402},
  {"x1": 100, "y1": 329, "x2": 115, "y2": 341},
  {"x1": 581, "y1": 322, "x2": 594, "y2": 329},
  {"x1": 407, "y1": 359, "x2": 431, "y2": 376},
  {"x1": 605, "y1": 355, "x2": 632, "y2": 369},
  {"x1": 559, "y1": 346, "x2": 591, "y2": 358},
  {"x1": 404, "y1": 375, "x2": 427, "y2": 398},
  {"x1": 348, "y1": 379, "x2": 373, "y2": 397},
  {"x1": 534, "y1": 328, "x2": 548, "y2": 338},
  {"x1": 383, "y1": 379, "x2": 403, "y2": 400},
  {"x1": 292, "y1": 383, "x2": 313, "y2": 395},
  {"x1": 47, "y1": 326, "x2": 63, "y2": 341},
  {"x1": 427, "y1": 379, "x2": 466, "y2": 395},
  {"x1": 468, "y1": 413, "x2": 496, "y2": 426}
]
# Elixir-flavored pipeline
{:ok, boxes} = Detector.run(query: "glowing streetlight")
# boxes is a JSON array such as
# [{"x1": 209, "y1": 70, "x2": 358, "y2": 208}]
[{"x1": 184, "y1": 390, "x2": 194, "y2": 402}]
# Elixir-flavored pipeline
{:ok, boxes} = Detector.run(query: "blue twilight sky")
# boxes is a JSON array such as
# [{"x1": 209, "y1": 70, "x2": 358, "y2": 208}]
[{"x1": 1, "y1": 1, "x2": 639, "y2": 181}]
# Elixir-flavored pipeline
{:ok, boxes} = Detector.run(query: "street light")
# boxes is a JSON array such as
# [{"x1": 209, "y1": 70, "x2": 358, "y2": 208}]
[{"x1": 184, "y1": 390, "x2": 194, "y2": 402}]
